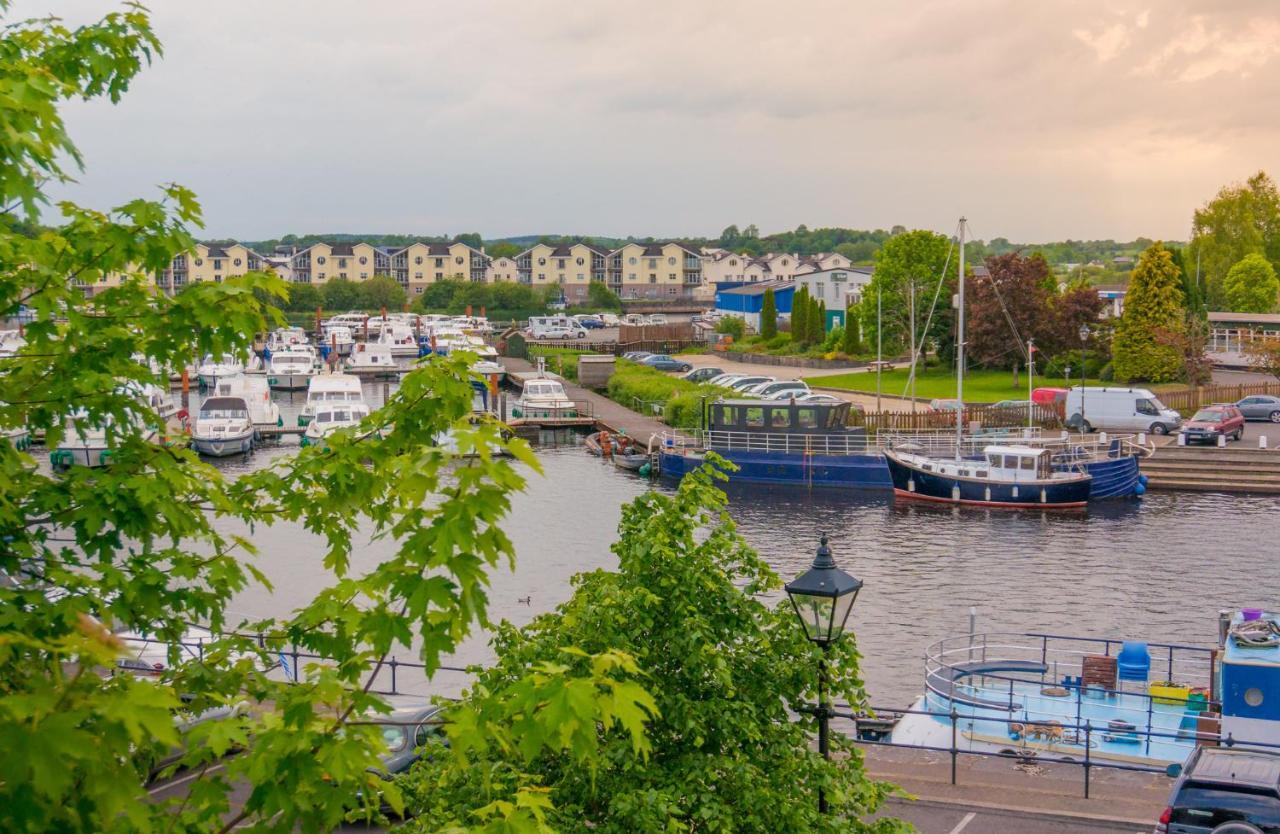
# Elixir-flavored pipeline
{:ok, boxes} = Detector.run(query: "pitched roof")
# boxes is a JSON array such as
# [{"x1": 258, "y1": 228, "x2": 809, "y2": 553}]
[{"x1": 718, "y1": 280, "x2": 793, "y2": 296}]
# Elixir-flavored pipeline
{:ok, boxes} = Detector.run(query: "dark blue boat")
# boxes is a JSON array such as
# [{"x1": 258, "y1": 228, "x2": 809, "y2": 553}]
[{"x1": 883, "y1": 446, "x2": 1091, "y2": 509}]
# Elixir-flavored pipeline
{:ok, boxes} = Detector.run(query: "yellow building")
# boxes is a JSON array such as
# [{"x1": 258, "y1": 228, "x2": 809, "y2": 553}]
[
  {"x1": 287, "y1": 242, "x2": 391, "y2": 286},
  {"x1": 158, "y1": 242, "x2": 267, "y2": 293},
  {"x1": 516, "y1": 242, "x2": 608, "y2": 302},
  {"x1": 606, "y1": 242, "x2": 701, "y2": 300},
  {"x1": 487, "y1": 256, "x2": 519, "y2": 283},
  {"x1": 394, "y1": 240, "x2": 489, "y2": 296}
]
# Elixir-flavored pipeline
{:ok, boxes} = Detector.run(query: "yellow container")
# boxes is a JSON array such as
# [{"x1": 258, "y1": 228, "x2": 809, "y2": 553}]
[{"x1": 1149, "y1": 683, "x2": 1192, "y2": 706}]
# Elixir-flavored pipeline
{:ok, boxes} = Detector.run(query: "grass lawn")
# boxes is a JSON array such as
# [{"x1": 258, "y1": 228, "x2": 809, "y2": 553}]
[{"x1": 802, "y1": 367, "x2": 1182, "y2": 403}]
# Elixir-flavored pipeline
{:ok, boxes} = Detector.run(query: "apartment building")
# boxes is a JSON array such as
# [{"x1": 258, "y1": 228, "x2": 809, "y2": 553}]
[
  {"x1": 516, "y1": 242, "x2": 609, "y2": 302},
  {"x1": 605, "y1": 242, "x2": 702, "y2": 300},
  {"x1": 796, "y1": 252, "x2": 853, "y2": 274},
  {"x1": 393, "y1": 241, "x2": 488, "y2": 295},
  {"x1": 794, "y1": 266, "x2": 873, "y2": 310},
  {"x1": 159, "y1": 242, "x2": 267, "y2": 293},
  {"x1": 487, "y1": 256, "x2": 519, "y2": 284}
]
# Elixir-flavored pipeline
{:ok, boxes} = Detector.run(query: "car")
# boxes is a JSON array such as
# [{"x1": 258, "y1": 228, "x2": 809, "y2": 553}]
[
  {"x1": 599, "y1": 313, "x2": 621, "y2": 327},
  {"x1": 640, "y1": 354, "x2": 693, "y2": 373},
  {"x1": 621, "y1": 351, "x2": 653, "y2": 362},
  {"x1": 795, "y1": 393, "x2": 845, "y2": 404},
  {"x1": 728, "y1": 376, "x2": 774, "y2": 392},
  {"x1": 991, "y1": 399, "x2": 1033, "y2": 410},
  {"x1": 930, "y1": 398, "x2": 963, "y2": 412},
  {"x1": 622, "y1": 314, "x2": 647, "y2": 326},
  {"x1": 1180, "y1": 404, "x2": 1245, "y2": 444},
  {"x1": 681, "y1": 366, "x2": 724, "y2": 383},
  {"x1": 764, "y1": 388, "x2": 814, "y2": 401},
  {"x1": 708, "y1": 373, "x2": 747, "y2": 387},
  {"x1": 748, "y1": 380, "x2": 812, "y2": 398},
  {"x1": 1156, "y1": 747, "x2": 1280, "y2": 834},
  {"x1": 537, "y1": 325, "x2": 587, "y2": 340},
  {"x1": 576, "y1": 317, "x2": 605, "y2": 330},
  {"x1": 647, "y1": 314, "x2": 668, "y2": 325},
  {"x1": 1236, "y1": 394, "x2": 1280, "y2": 423}
]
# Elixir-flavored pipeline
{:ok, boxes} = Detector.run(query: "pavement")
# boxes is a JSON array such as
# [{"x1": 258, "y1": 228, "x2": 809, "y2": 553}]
[{"x1": 677, "y1": 352, "x2": 928, "y2": 412}]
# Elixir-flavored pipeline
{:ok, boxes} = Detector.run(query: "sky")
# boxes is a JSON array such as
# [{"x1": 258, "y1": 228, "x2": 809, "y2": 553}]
[{"x1": 16, "y1": 0, "x2": 1280, "y2": 243}]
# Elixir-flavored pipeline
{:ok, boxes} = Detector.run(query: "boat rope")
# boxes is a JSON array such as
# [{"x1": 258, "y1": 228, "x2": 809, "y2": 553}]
[
  {"x1": 900, "y1": 219, "x2": 960, "y2": 399},
  {"x1": 1231, "y1": 618, "x2": 1280, "y2": 648}
]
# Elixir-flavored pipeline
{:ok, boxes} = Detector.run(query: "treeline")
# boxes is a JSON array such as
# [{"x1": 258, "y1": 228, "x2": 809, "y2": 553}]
[{"x1": 241, "y1": 232, "x2": 483, "y2": 253}]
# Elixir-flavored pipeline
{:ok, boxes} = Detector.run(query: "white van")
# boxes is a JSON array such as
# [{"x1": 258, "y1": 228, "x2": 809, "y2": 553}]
[
  {"x1": 1064, "y1": 386, "x2": 1182, "y2": 435},
  {"x1": 527, "y1": 316, "x2": 579, "y2": 339}
]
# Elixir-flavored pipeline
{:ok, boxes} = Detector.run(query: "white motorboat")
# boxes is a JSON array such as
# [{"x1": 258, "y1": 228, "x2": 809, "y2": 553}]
[
  {"x1": 2, "y1": 426, "x2": 31, "y2": 451},
  {"x1": 212, "y1": 374, "x2": 280, "y2": 429},
  {"x1": 265, "y1": 327, "x2": 308, "y2": 354},
  {"x1": 302, "y1": 402, "x2": 373, "y2": 447},
  {"x1": 319, "y1": 325, "x2": 355, "y2": 358},
  {"x1": 191, "y1": 395, "x2": 255, "y2": 457},
  {"x1": 0, "y1": 329, "x2": 26, "y2": 358},
  {"x1": 266, "y1": 346, "x2": 317, "y2": 391},
  {"x1": 196, "y1": 354, "x2": 245, "y2": 389},
  {"x1": 472, "y1": 359, "x2": 506, "y2": 384},
  {"x1": 298, "y1": 373, "x2": 364, "y2": 426},
  {"x1": 376, "y1": 323, "x2": 421, "y2": 357},
  {"x1": 323, "y1": 312, "x2": 368, "y2": 336},
  {"x1": 346, "y1": 341, "x2": 399, "y2": 377},
  {"x1": 51, "y1": 411, "x2": 158, "y2": 469},
  {"x1": 513, "y1": 377, "x2": 578, "y2": 420}
]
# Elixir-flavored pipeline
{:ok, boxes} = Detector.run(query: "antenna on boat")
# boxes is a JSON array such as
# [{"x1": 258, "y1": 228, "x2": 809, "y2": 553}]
[{"x1": 955, "y1": 217, "x2": 966, "y2": 460}]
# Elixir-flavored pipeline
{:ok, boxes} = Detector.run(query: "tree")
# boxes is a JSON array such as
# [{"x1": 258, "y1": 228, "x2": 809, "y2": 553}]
[
  {"x1": 813, "y1": 299, "x2": 827, "y2": 344},
  {"x1": 791, "y1": 286, "x2": 810, "y2": 345},
  {"x1": 360, "y1": 274, "x2": 406, "y2": 311},
  {"x1": 715, "y1": 315, "x2": 746, "y2": 340},
  {"x1": 1190, "y1": 171, "x2": 1280, "y2": 308},
  {"x1": 965, "y1": 253, "x2": 1054, "y2": 369},
  {"x1": 1045, "y1": 283, "x2": 1108, "y2": 361},
  {"x1": 859, "y1": 230, "x2": 953, "y2": 358},
  {"x1": 1222, "y1": 253, "x2": 1280, "y2": 313},
  {"x1": 760, "y1": 288, "x2": 778, "y2": 339},
  {"x1": 587, "y1": 280, "x2": 623, "y2": 311},
  {"x1": 322, "y1": 277, "x2": 362, "y2": 311},
  {"x1": 400, "y1": 462, "x2": 901, "y2": 832},
  {"x1": 487, "y1": 240, "x2": 521, "y2": 259},
  {"x1": 455, "y1": 232, "x2": 483, "y2": 249},
  {"x1": 842, "y1": 299, "x2": 863, "y2": 354},
  {"x1": 284, "y1": 281, "x2": 322, "y2": 312},
  {"x1": 0, "y1": 8, "x2": 650, "y2": 832},
  {"x1": 1245, "y1": 338, "x2": 1280, "y2": 381},
  {"x1": 1112, "y1": 242, "x2": 1188, "y2": 382}
]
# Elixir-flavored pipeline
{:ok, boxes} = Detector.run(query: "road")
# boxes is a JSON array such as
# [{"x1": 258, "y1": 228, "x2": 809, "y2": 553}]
[{"x1": 883, "y1": 799, "x2": 1152, "y2": 834}]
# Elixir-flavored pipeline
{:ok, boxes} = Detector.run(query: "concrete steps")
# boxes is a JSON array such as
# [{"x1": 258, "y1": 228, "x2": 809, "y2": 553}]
[{"x1": 1142, "y1": 444, "x2": 1280, "y2": 493}]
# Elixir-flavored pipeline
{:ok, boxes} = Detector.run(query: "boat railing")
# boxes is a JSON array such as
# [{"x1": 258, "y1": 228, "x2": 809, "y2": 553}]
[{"x1": 923, "y1": 631, "x2": 1215, "y2": 747}]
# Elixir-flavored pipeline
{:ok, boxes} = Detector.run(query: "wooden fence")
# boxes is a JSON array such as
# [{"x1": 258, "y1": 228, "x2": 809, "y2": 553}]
[
  {"x1": 520, "y1": 338, "x2": 703, "y2": 356},
  {"x1": 851, "y1": 404, "x2": 1063, "y2": 434},
  {"x1": 1156, "y1": 381, "x2": 1280, "y2": 414},
  {"x1": 618, "y1": 322, "x2": 695, "y2": 342}
]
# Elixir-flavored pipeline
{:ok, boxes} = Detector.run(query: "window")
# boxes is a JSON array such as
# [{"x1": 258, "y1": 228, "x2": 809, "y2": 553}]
[
  {"x1": 577, "y1": 273, "x2": 584, "y2": 280},
  {"x1": 538, "y1": 273, "x2": 545, "y2": 281},
  {"x1": 194, "y1": 258, "x2": 203, "y2": 266},
  {"x1": 576, "y1": 257, "x2": 584, "y2": 265},
  {"x1": 1136, "y1": 399, "x2": 1159, "y2": 416},
  {"x1": 797, "y1": 408, "x2": 817, "y2": 429},
  {"x1": 669, "y1": 273, "x2": 676, "y2": 280},
  {"x1": 455, "y1": 256, "x2": 464, "y2": 264},
  {"x1": 1020, "y1": 457, "x2": 1036, "y2": 471},
  {"x1": 628, "y1": 257, "x2": 637, "y2": 265},
  {"x1": 435, "y1": 272, "x2": 443, "y2": 279},
  {"x1": 538, "y1": 257, "x2": 546, "y2": 265},
  {"x1": 771, "y1": 409, "x2": 791, "y2": 428},
  {"x1": 435, "y1": 258, "x2": 444, "y2": 267},
  {"x1": 359, "y1": 256, "x2": 367, "y2": 265},
  {"x1": 318, "y1": 272, "x2": 325, "y2": 280},
  {"x1": 1002, "y1": 455, "x2": 1018, "y2": 469},
  {"x1": 316, "y1": 256, "x2": 326, "y2": 265},
  {"x1": 233, "y1": 258, "x2": 242, "y2": 267},
  {"x1": 667, "y1": 286, "x2": 677, "y2": 295},
  {"x1": 360, "y1": 272, "x2": 368, "y2": 279},
  {"x1": 815, "y1": 283, "x2": 825, "y2": 298},
  {"x1": 339, "y1": 272, "x2": 347, "y2": 279},
  {"x1": 214, "y1": 275, "x2": 222, "y2": 283},
  {"x1": 415, "y1": 256, "x2": 423, "y2": 265},
  {"x1": 338, "y1": 258, "x2": 348, "y2": 268},
  {"x1": 716, "y1": 405, "x2": 736, "y2": 425},
  {"x1": 648, "y1": 258, "x2": 657, "y2": 268},
  {"x1": 649, "y1": 275, "x2": 657, "y2": 283},
  {"x1": 414, "y1": 272, "x2": 423, "y2": 279},
  {"x1": 628, "y1": 272, "x2": 636, "y2": 280},
  {"x1": 557, "y1": 259, "x2": 566, "y2": 268},
  {"x1": 667, "y1": 256, "x2": 676, "y2": 265},
  {"x1": 745, "y1": 408, "x2": 765, "y2": 428}
]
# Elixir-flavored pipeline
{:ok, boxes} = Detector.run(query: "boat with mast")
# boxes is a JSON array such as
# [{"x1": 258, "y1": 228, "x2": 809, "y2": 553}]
[{"x1": 882, "y1": 218, "x2": 1094, "y2": 508}]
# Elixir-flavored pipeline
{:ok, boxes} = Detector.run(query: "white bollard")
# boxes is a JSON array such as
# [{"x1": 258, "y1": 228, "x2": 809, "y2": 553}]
[
  {"x1": 1023, "y1": 428, "x2": 1032, "y2": 440},
  {"x1": 1060, "y1": 430, "x2": 1069, "y2": 441},
  {"x1": 1217, "y1": 432, "x2": 1226, "y2": 448},
  {"x1": 1262, "y1": 435, "x2": 1269, "y2": 449},
  {"x1": 1138, "y1": 432, "x2": 1146, "y2": 446},
  {"x1": 1099, "y1": 431, "x2": 1108, "y2": 445},
  {"x1": 1178, "y1": 432, "x2": 1186, "y2": 446}
]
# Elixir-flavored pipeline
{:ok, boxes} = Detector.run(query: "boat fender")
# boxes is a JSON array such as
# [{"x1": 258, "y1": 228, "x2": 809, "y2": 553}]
[
  {"x1": 638, "y1": 462, "x2": 651, "y2": 478},
  {"x1": 1138, "y1": 473, "x2": 1149, "y2": 486},
  {"x1": 1134, "y1": 482, "x2": 1146, "y2": 496}
]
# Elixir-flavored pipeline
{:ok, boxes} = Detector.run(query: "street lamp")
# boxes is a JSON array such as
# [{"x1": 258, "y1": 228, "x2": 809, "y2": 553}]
[
  {"x1": 1078, "y1": 324, "x2": 1091, "y2": 430},
  {"x1": 785, "y1": 533, "x2": 863, "y2": 815}
]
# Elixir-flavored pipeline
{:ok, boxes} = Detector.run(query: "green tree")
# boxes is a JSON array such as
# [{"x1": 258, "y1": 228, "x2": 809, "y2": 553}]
[
  {"x1": 715, "y1": 315, "x2": 746, "y2": 341},
  {"x1": 859, "y1": 230, "x2": 953, "y2": 358},
  {"x1": 1112, "y1": 242, "x2": 1188, "y2": 382},
  {"x1": 401, "y1": 462, "x2": 902, "y2": 833},
  {"x1": 360, "y1": 274, "x2": 406, "y2": 311},
  {"x1": 760, "y1": 288, "x2": 778, "y2": 338},
  {"x1": 1222, "y1": 253, "x2": 1280, "y2": 313},
  {"x1": 322, "y1": 277, "x2": 363, "y2": 311},
  {"x1": 842, "y1": 300, "x2": 862, "y2": 354},
  {"x1": 487, "y1": 240, "x2": 522, "y2": 259},
  {"x1": 1190, "y1": 171, "x2": 1280, "y2": 308},
  {"x1": 587, "y1": 280, "x2": 623, "y2": 311},
  {"x1": 791, "y1": 286, "x2": 809, "y2": 345},
  {"x1": 284, "y1": 280, "x2": 322, "y2": 312},
  {"x1": 814, "y1": 299, "x2": 827, "y2": 343},
  {"x1": 415, "y1": 277, "x2": 467, "y2": 311},
  {"x1": 0, "y1": 7, "x2": 652, "y2": 833},
  {"x1": 455, "y1": 232, "x2": 483, "y2": 249}
]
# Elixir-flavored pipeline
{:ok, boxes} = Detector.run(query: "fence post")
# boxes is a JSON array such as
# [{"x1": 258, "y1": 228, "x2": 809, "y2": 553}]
[
  {"x1": 1083, "y1": 720, "x2": 1092, "y2": 798},
  {"x1": 291, "y1": 642, "x2": 300, "y2": 683},
  {"x1": 950, "y1": 708, "x2": 959, "y2": 785},
  {"x1": 389, "y1": 656, "x2": 398, "y2": 694}
]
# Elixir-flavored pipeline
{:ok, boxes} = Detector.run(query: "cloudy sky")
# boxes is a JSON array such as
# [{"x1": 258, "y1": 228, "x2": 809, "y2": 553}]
[{"x1": 17, "y1": 0, "x2": 1280, "y2": 242}]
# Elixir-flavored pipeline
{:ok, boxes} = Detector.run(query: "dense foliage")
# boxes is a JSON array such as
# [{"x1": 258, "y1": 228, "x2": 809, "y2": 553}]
[
  {"x1": 0, "y1": 6, "x2": 653, "y2": 832},
  {"x1": 842, "y1": 300, "x2": 863, "y2": 355},
  {"x1": 401, "y1": 463, "x2": 904, "y2": 833},
  {"x1": 1190, "y1": 171, "x2": 1280, "y2": 310},
  {"x1": 585, "y1": 280, "x2": 623, "y2": 311},
  {"x1": 413, "y1": 278, "x2": 552, "y2": 320},
  {"x1": 1222, "y1": 253, "x2": 1279, "y2": 313},
  {"x1": 605, "y1": 362, "x2": 717, "y2": 429},
  {"x1": 858, "y1": 230, "x2": 954, "y2": 359},
  {"x1": 1112, "y1": 242, "x2": 1188, "y2": 382},
  {"x1": 760, "y1": 288, "x2": 778, "y2": 339}
]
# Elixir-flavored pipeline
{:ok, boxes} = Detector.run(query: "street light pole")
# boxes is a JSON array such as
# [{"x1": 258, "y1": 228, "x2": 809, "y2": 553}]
[
  {"x1": 817, "y1": 647, "x2": 829, "y2": 815},
  {"x1": 1078, "y1": 324, "x2": 1091, "y2": 430}
]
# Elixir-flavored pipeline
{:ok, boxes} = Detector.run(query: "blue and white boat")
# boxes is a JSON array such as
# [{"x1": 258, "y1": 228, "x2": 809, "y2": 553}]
[{"x1": 886, "y1": 609, "x2": 1280, "y2": 768}]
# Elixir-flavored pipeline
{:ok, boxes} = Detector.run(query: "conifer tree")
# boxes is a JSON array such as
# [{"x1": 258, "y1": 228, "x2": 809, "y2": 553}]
[
  {"x1": 842, "y1": 300, "x2": 862, "y2": 354},
  {"x1": 760, "y1": 288, "x2": 778, "y2": 339},
  {"x1": 815, "y1": 300, "x2": 828, "y2": 343},
  {"x1": 1113, "y1": 242, "x2": 1188, "y2": 382},
  {"x1": 791, "y1": 287, "x2": 809, "y2": 345}
]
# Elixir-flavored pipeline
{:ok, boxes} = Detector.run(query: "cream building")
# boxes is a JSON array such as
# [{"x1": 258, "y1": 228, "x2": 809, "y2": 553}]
[
  {"x1": 796, "y1": 252, "x2": 853, "y2": 275},
  {"x1": 605, "y1": 242, "x2": 702, "y2": 300},
  {"x1": 516, "y1": 242, "x2": 609, "y2": 302},
  {"x1": 393, "y1": 241, "x2": 489, "y2": 296},
  {"x1": 487, "y1": 256, "x2": 519, "y2": 284},
  {"x1": 159, "y1": 242, "x2": 268, "y2": 293}
]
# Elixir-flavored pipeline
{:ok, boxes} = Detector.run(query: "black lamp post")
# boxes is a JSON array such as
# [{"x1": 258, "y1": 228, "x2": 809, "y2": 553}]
[
  {"x1": 785, "y1": 533, "x2": 863, "y2": 815},
  {"x1": 1078, "y1": 324, "x2": 1091, "y2": 429}
]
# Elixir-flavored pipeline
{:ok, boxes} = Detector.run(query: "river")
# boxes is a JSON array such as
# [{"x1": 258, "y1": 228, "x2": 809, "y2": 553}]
[{"x1": 200, "y1": 380, "x2": 1280, "y2": 706}]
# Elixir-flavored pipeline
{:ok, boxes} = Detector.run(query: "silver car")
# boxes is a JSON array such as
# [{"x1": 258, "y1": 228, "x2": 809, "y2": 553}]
[{"x1": 1235, "y1": 394, "x2": 1280, "y2": 423}]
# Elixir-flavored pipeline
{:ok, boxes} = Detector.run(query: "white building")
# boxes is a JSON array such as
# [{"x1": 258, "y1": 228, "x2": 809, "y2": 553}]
[{"x1": 794, "y1": 266, "x2": 873, "y2": 310}]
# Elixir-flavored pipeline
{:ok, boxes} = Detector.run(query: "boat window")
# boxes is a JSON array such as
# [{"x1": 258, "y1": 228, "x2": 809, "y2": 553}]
[
  {"x1": 317, "y1": 412, "x2": 332, "y2": 423},
  {"x1": 716, "y1": 406, "x2": 735, "y2": 426},
  {"x1": 797, "y1": 408, "x2": 817, "y2": 429},
  {"x1": 988, "y1": 453, "x2": 1001, "y2": 466},
  {"x1": 1002, "y1": 455, "x2": 1018, "y2": 469},
  {"x1": 973, "y1": 469, "x2": 986, "y2": 478},
  {"x1": 1019, "y1": 456, "x2": 1035, "y2": 470},
  {"x1": 745, "y1": 407, "x2": 764, "y2": 428},
  {"x1": 771, "y1": 409, "x2": 791, "y2": 428},
  {"x1": 1039, "y1": 456, "x2": 1052, "y2": 479},
  {"x1": 826, "y1": 406, "x2": 844, "y2": 428}
]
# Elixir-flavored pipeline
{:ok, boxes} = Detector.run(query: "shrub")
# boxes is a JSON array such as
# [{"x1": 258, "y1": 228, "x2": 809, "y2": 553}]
[
  {"x1": 664, "y1": 392, "x2": 709, "y2": 429},
  {"x1": 1099, "y1": 361, "x2": 1115, "y2": 381},
  {"x1": 715, "y1": 316, "x2": 746, "y2": 340},
  {"x1": 529, "y1": 346, "x2": 584, "y2": 382},
  {"x1": 822, "y1": 325, "x2": 844, "y2": 353},
  {"x1": 607, "y1": 363, "x2": 716, "y2": 426}
]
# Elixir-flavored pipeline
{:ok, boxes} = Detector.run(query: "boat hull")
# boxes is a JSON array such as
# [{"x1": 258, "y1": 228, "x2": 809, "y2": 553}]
[
  {"x1": 192, "y1": 431, "x2": 254, "y2": 457},
  {"x1": 267, "y1": 372, "x2": 313, "y2": 391},
  {"x1": 885, "y1": 454, "x2": 1090, "y2": 508},
  {"x1": 657, "y1": 447, "x2": 893, "y2": 489}
]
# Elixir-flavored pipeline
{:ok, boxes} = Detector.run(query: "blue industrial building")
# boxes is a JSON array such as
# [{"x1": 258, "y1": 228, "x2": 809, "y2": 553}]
[{"x1": 713, "y1": 280, "x2": 794, "y2": 331}]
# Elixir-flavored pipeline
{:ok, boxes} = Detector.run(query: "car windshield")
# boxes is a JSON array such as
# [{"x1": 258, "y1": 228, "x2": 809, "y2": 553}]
[{"x1": 1192, "y1": 409, "x2": 1224, "y2": 422}]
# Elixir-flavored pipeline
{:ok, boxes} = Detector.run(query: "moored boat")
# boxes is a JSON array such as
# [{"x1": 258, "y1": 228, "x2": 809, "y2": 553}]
[
  {"x1": 191, "y1": 395, "x2": 255, "y2": 457},
  {"x1": 196, "y1": 354, "x2": 245, "y2": 389},
  {"x1": 301, "y1": 401, "x2": 374, "y2": 447},
  {"x1": 298, "y1": 372, "x2": 364, "y2": 426},
  {"x1": 512, "y1": 377, "x2": 577, "y2": 420},
  {"x1": 266, "y1": 346, "x2": 318, "y2": 391},
  {"x1": 212, "y1": 374, "x2": 281, "y2": 429},
  {"x1": 346, "y1": 341, "x2": 399, "y2": 378},
  {"x1": 884, "y1": 444, "x2": 1091, "y2": 509}
]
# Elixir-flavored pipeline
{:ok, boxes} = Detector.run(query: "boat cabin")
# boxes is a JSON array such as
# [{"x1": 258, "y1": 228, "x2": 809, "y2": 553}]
[
  {"x1": 198, "y1": 397, "x2": 249, "y2": 421},
  {"x1": 709, "y1": 399, "x2": 854, "y2": 434},
  {"x1": 982, "y1": 445, "x2": 1054, "y2": 481}
]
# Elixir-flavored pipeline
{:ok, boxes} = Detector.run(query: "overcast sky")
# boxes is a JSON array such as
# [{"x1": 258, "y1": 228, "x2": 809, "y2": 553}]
[{"x1": 17, "y1": 0, "x2": 1280, "y2": 243}]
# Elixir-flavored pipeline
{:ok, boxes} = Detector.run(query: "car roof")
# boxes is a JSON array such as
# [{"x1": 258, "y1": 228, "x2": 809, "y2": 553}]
[{"x1": 1187, "y1": 748, "x2": 1280, "y2": 791}]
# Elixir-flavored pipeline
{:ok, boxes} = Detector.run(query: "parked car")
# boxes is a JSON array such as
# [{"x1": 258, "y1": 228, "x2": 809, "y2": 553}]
[
  {"x1": 930, "y1": 398, "x2": 963, "y2": 412},
  {"x1": 575, "y1": 317, "x2": 605, "y2": 330},
  {"x1": 708, "y1": 373, "x2": 747, "y2": 387},
  {"x1": 1235, "y1": 394, "x2": 1280, "y2": 423},
  {"x1": 1180, "y1": 404, "x2": 1245, "y2": 444},
  {"x1": 991, "y1": 399, "x2": 1034, "y2": 412},
  {"x1": 1064, "y1": 386, "x2": 1182, "y2": 434},
  {"x1": 795, "y1": 393, "x2": 845, "y2": 404},
  {"x1": 599, "y1": 313, "x2": 621, "y2": 327},
  {"x1": 540, "y1": 325, "x2": 587, "y2": 340},
  {"x1": 647, "y1": 314, "x2": 668, "y2": 325},
  {"x1": 748, "y1": 380, "x2": 812, "y2": 398},
  {"x1": 640, "y1": 354, "x2": 693, "y2": 373},
  {"x1": 622, "y1": 314, "x2": 647, "y2": 326},
  {"x1": 1156, "y1": 747, "x2": 1280, "y2": 834},
  {"x1": 728, "y1": 376, "x2": 774, "y2": 392},
  {"x1": 621, "y1": 351, "x2": 653, "y2": 362},
  {"x1": 681, "y1": 366, "x2": 724, "y2": 383}
]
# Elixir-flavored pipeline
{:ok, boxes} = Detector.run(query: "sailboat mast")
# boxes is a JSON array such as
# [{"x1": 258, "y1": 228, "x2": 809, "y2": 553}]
[{"x1": 955, "y1": 217, "x2": 966, "y2": 459}]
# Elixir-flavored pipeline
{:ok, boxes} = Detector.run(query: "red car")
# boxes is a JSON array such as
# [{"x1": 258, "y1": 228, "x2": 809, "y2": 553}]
[{"x1": 1179, "y1": 404, "x2": 1245, "y2": 444}]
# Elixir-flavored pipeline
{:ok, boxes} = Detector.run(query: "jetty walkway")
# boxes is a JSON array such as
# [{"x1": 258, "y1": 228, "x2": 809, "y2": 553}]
[{"x1": 502, "y1": 357, "x2": 677, "y2": 441}]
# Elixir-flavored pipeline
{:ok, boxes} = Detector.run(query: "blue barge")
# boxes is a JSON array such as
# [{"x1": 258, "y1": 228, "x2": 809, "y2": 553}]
[{"x1": 652, "y1": 399, "x2": 1145, "y2": 500}]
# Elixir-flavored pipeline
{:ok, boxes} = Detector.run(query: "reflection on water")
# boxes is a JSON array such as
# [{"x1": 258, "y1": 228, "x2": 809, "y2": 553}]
[{"x1": 201, "y1": 382, "x2": 1280, "y2": 704}]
